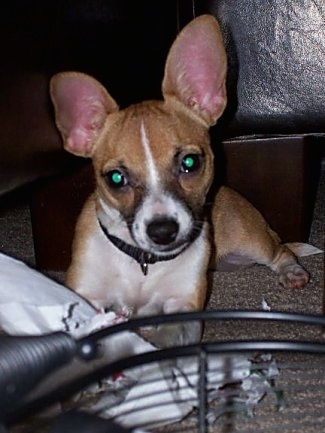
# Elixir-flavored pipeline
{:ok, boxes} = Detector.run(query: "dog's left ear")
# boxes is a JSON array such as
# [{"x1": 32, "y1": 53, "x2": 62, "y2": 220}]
[
  {"x1": 50, "y1": 72, "x2": 118, "y2": 157},
  {"x1": 162, "y1": 15, "x2": 227, "y2": 126}
]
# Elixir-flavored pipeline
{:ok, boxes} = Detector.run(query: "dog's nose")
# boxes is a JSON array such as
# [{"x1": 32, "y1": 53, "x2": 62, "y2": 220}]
[{"x1": 147, "y1": 218, "x2": 179, "y2": 245}]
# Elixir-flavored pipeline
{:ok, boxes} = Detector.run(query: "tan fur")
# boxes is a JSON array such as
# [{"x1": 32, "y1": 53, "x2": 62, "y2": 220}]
[{"x1": 50, "y1": 15, "x2": 312, "y2": 347}]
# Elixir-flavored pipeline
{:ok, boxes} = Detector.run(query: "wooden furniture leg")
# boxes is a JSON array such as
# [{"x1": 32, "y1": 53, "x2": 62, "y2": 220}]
[
  {"x1": 221, "y1": 135, "x2": 323, "y2": 243},
  {"x1": 30, "y1": 162, "x2": 94, "y2": 272}
]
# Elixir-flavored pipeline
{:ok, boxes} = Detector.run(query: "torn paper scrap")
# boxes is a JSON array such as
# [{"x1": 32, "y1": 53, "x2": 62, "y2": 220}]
[
  {"x1": 262, "y1": 298, "x2": 271, "y2": 311},
  {"x1": 285, "y1": 242, "x2": 323, "y2": 257},
  {"x1": 0, "y1": 252, "x2": 95, "y2": 335},
  {"x1": 91, "y1": 354, "x2": 252, "y2": 429}
]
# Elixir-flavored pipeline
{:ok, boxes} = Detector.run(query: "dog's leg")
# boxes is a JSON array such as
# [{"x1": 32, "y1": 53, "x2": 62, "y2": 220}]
[
  {"x1": 141, "y1": 309, "x2": 203, "y2": 349},
  {"x1": 212, "y1": 187, "x2": 310, "y2": 288},
  {"x1": 138, "y1": 293, "x2": 206, "y2": 348}
]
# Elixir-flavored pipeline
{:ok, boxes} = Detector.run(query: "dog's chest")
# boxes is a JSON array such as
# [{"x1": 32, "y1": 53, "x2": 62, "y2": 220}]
[
  {"x1": 78, "y1": 226, "x2": 208, "y2": 316},
  {"x1": 98, "y1": 247, "x2": 190, "y2": 313}
]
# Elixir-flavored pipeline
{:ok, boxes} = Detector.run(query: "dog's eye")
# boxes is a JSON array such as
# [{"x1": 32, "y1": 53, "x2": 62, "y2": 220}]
[
  {"x1": 104, "y1": 170, "x2": 128, "y2": 188},
  {"x1": 180, "y1": 154, "x2": 201, "y2": 173}
]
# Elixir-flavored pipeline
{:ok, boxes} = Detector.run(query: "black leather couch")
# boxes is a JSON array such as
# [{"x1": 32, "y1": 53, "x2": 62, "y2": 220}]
[
  {"x1": 202, "y1": 0, "x2": 325, "y2": 243},
  {"x1": 0, "y1": 0, "x2": 323, "y2": 270}
]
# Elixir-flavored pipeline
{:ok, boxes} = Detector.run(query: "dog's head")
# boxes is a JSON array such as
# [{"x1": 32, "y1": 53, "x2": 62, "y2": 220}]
[{"x1": 50, "y1": 15, "x2": 227, "y2": 256}]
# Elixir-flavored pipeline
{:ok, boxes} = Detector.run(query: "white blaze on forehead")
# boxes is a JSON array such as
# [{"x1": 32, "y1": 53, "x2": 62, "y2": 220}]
[
  {"x1": 133, "y1": 123, "x2": 195, "y2": 254},
  {"x1": 140, "y1": 121, "x2": 160, "y2": 190}
]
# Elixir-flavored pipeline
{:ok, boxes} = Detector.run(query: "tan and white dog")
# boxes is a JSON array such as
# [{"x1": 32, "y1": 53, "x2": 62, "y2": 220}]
[{"x1": 50, "y1": 15, "x2": 313, "y2": 347}]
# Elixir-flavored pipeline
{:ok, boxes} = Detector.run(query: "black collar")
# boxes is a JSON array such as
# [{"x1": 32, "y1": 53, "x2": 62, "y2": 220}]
[{"x1": 98, "y1": 218, "x2": 183, "y2": 276}]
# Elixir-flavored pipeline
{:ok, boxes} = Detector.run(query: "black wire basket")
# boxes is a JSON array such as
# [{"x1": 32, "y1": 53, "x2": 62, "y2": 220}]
[{"x1": 4, "y1": 310, "x2": 325, "y2": 433}]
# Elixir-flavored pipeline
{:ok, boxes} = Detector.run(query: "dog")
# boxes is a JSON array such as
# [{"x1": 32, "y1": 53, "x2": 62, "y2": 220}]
[{"x1": 50, "y1": 15, "x2": 314, "y2": 347}]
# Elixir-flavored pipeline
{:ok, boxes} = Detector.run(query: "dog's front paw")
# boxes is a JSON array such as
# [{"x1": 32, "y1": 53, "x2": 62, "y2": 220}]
[
  {"x1": 278, "y1": 263, "x2": 309, "y2": 289},
  {"x1": 141, "y1": 321, "x2": 202, "y2": 348}
]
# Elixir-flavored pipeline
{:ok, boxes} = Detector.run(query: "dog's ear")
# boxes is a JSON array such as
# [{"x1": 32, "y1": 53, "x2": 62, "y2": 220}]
[
  {"x1": 50, "y1": 72, "x2": 118, "y2": 157},
  {"x1": 162, "y1": 15, "x2": 227, "y2": 126}
]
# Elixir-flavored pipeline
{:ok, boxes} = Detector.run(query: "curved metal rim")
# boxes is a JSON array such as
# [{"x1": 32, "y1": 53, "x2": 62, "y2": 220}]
[
  {"x1": 11, "y1": 337, "x2": 325, "y2": 426},
  {"x1": 9, "y1": 310, "x2": 325, "y2": 426},
  {"x1": 81, "y1": 309, "x2": 325, "y2": 345}
]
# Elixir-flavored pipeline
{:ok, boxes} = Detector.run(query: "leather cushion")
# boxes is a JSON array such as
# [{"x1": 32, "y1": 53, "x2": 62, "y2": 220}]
[{"x1": 205, "y1": 0, "x2": 325, "y2": 136}]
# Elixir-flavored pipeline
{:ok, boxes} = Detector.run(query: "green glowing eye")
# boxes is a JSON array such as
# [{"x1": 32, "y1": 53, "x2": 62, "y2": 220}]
[
  {"x1": 184, "y1": 156, "x2": 195, "y2": 168},
  {"x1": 112, "y1": 171, "x2": 123, "y2": 184},
  {"x1": 181, "y1": 154, "x2": 200, "y2": 173},
  {"x1": 105, "y1": 170, "x2": 128, "y2": 188}
]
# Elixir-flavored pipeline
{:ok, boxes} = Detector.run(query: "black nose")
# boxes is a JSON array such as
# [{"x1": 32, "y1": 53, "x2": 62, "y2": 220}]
[{"x1": 146, "y1": 217, "x2": 179, "y2": 245}]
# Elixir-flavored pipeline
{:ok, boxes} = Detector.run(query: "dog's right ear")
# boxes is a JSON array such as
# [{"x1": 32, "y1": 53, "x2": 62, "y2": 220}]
[
  {"x1": 50, "y1": 72, "x2": 118, "y2": 157},
  {"x1": 162, "y1": 15, "x2": 227, "y2": 127}
]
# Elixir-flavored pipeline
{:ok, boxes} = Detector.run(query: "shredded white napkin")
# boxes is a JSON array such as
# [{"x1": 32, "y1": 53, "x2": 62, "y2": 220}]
[
  {"x1": 0, "y1": 252, "x2": 96, "y2": 336},
  {"x1": 98, "y1": 355, "x2": 252, "y2": 428},
  {"x1": 0, "y1": 253, "x2": 280, "y2": 429}
]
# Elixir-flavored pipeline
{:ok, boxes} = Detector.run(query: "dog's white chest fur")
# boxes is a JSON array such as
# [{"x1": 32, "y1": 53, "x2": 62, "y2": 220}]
[{"x1": 73, "y1": 207, "x2": 210, "y2": 317}]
